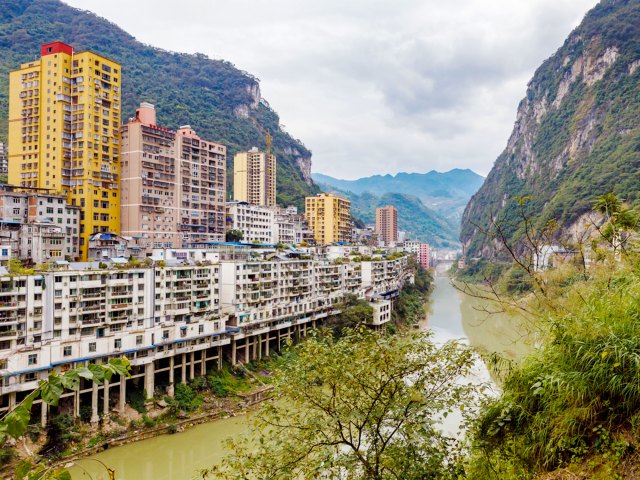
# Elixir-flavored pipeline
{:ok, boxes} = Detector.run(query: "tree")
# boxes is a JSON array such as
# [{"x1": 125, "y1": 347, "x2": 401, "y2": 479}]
[
  {"x1": 2, "y1": 358, "x2": 131, "y2": 480},
  {"x1": 225, "y1": 229, "x2": 244, "y2": 242},
  {"x1": 201, "y1": 330, "x2": 479, "y2": 479},
  {"x1": 591, "y1": 192, "x2": 639, "y2": 257},
  {"x1": 328, "y1": 294, "x2": 374, "y2": 334}
]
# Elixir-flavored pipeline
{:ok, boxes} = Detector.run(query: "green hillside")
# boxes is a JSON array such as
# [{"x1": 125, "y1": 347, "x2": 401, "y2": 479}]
[
  {"x1": 461, "y1": 0, "x2": 640, "y2": 258},
  {"x1": 0, "y1": 0, "x2": 318, "y2": 208}
]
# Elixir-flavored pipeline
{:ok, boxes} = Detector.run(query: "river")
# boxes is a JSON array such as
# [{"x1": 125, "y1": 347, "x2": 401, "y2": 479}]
[{"x1": 69, "y1": 275, "x2": 530, "y2": 480}]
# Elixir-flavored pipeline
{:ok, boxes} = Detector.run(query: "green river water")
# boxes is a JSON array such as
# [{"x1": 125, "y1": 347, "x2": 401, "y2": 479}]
[{"x1": 69, "y1": 275, "x2": 531, "y2": 480}]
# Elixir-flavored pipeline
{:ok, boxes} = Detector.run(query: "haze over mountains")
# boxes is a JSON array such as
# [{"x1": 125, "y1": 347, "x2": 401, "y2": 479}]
[{"x1": 313, "y1": 169, "x2": 484, "y2": 247}]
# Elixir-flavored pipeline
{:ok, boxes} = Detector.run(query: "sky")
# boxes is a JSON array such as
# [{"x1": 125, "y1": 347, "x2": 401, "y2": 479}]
[{"x1": 65, "y1": 0, "x2": 597, "y2": 179}]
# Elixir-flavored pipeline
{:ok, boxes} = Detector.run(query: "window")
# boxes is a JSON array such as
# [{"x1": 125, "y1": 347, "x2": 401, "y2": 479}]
[
  {"x1": 28, "y1": 354, "x2": 37, "y2": 365},
  {"x1": 89, "y1": 342, "x2": 96, "y2": 352},
  {"x1": 114, "y1": 338, "x2": 121, "y2": 349},
  {"x1": 136, "y1": 335, "x2": 143, "y2": 345},
  {"x1": 63, "y1": 346, "x2": 72, "y2": 356}
]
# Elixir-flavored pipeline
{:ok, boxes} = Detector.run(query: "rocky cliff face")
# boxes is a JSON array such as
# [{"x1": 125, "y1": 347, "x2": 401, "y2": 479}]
[{"x1": 461, "y1": 0, "x2": 640, "y2": 258}]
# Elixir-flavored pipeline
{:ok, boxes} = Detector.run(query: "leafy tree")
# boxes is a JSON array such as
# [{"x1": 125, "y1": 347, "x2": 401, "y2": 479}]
[
  {"x1": 1, "y1": 357, "x2": 130, "y2": 480},
  {"x1": 225, "y1": 229, "x2": 244, "y2": 242},
  {"x1": 202, "y1": 330, "x2": 480, "y2": 479},
  {"x1": 328, "y1": 294, "x2": 374, "y2": 334}
]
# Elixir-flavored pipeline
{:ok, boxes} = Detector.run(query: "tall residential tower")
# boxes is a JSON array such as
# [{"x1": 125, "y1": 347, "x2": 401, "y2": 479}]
[
  {"x1": 120, "y1": 103, "x2": 227, "y2": 253},
  {"x1": 305, "y1": 193, "x2": 351, "y2": 245},
  {"x1": 376, "y1": 204, "x2": 398, "y2": 245},
  {"x1": 8, "y1": 42, "x2": 121, "y2": 259},
  {"x1": 233, "y1": 147, "x2": 276, "y2": 207}
]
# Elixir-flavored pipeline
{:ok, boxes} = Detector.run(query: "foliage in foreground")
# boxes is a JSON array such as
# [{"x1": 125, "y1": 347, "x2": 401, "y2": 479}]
[
  {"x1": 468, "y1": 259, "x2": 640, "y2": 479},
  {"x1": 1, "y1": 358, "x2": 130, "y2": 480},
  {"x1": 202, "y1": 329, "x2": 481, "y2": 480}
]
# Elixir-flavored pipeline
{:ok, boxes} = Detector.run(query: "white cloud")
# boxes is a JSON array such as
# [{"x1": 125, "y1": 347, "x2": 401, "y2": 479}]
[{"x1": 64, "y1": 0, "x2": 597, "y2": 178}]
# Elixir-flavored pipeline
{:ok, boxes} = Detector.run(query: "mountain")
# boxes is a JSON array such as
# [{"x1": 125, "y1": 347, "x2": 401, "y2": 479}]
[
  {"x1": 318, "y1": 183, "x2": 460, "y2": 247},
  {"x1": 461, "y1": 0, "x2": 640, "y2": 258},
  {"x1": 0, "y1": 0, "x2": 318, "y2": 208},
  {"x1": 313, "y1": 169, "x2": 484, "y2": 223}
]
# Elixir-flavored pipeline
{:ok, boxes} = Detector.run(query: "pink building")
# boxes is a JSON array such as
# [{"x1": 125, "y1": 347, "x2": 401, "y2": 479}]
[
  {"x1": 120, "y1": 103, "x2": 227, "y2": 253},
  {"x1": 418, "y1": 243, "x2": 430, "y2": 269}
]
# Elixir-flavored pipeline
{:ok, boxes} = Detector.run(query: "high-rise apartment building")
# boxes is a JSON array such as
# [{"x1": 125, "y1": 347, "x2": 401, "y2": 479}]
[
  {"x1": 305, "y1": 193, "x2": 352, "y2": 245},
  {"x1": 8, "y1": 42, "x2": 121, "y2": 259},
  {"x1": 120, "y1": 103, "x2": 226, "y2": 253},
  {"x1": 233, "y1": 147, "x2": 276, "y2": 206},
  {"x1": 418, "y1": 243, "x2": 430, "y2": 269},
  {"x1": 376, "y1": 204, "x2": 398, "y2": 245}
]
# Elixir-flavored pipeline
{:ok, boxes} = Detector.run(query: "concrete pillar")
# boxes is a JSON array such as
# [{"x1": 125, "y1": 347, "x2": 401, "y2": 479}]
[
  {"x1": 74, "y1": 389, "x2": 80, "y2": 418},
  {"x1": 168, "y1": 356, "x2": 175, "y2": 397},
  {"x1": 201, "y1": 350, "x2": 206, "y2": 376},
  {"x1": 118, "y1": 377, "x2": 126, "y2": 415},
  {"x1": 8, "y1": 392, "x2": 16, "y2": 409},
  {"x1": 144, "y1": 362, "x2": 155, "y2": 400},
  {"x1": 40, "y1": 401, "x2": 48, "y2": 427},
  {"x1": 217, "y1": 346, "x2": 222, "y2": 370},
  {"x1": 181, "y1": 353, "x2": 187, "y2": 384},
  {"x1": 90, "y1": 382, "x2": 99, "y2": 423},
  {"x1": 190, "y1": 352, "x2": 195, "y2": 380},
  {"x1": 103, "y1": 380, "x2": 110, "y2": 416},
  {"x1": 265, "y1": 334, "x2": 270, "y2": 357},
  {"x1": 231, "y1": 340, "x2": 237, "y2": 366},
  {"x1": 277, "y1": 330, "x2": 281, "y2": 352}
]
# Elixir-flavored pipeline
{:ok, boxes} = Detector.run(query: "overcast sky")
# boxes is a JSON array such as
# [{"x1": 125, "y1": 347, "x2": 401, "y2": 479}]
[{"x1": 65, "y1": 0, "x2": 597, "y2": 179}]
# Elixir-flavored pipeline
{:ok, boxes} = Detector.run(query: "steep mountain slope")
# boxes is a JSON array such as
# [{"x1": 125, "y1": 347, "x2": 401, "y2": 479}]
[
  {"x1": 313, "y1": 169, "x2": 484, "y2": 222},
  {"x1": 461, "y1": 0, "x2": 640, "y2": 258},
  {"x1": 0, "y1": 0, "x2": 318, "y2": 208},
  {"x1": 318, "y1": 183, "x2": 460, "y2": 247}
]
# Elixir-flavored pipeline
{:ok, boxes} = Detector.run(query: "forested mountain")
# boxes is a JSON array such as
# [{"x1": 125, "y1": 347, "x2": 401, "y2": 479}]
[
  {"x1": 314, "y1": 169, "x2": 484, "y2": 223},
  {"x1": 0, "y1": 0, "x2": 318, "y2": 208},
  {"x1": 317, "y1": 183, "x2": 460, "y2": 247},
  {"x1": 461, "y1": 0, "x2": 640, "y2": 258}
]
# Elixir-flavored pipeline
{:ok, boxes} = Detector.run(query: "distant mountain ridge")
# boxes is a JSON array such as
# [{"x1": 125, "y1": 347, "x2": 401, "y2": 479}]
[
  {"x1": 0, "y1": 0, "x2": 319, "y2": 208},
  {"x1": 313, "y1": 169, "x2": 484, "y2": 224}
]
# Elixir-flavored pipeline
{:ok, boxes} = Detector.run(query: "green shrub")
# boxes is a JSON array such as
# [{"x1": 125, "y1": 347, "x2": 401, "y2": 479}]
[{"x1": 168, "y1": 383, "x2": 202, "y2": 413}]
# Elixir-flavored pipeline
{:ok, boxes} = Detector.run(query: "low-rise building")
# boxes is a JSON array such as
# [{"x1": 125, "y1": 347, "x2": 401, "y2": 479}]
[{"x1": 0, "y1": 187, "x2": 80, "y2": 262}]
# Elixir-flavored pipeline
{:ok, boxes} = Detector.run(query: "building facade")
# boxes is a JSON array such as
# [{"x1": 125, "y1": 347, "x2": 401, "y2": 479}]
[
  {"x1": 0, "y1": 187, "x2": 80, "y2": 262},
  {"x1": 233, "y1": 148, "x2": 276, "y2": 207},
  {"x1": 225, "y1": 201, "x2": 275, "y2": 244},
  {"x1": 8, "y1": 42, "x2": 122, "y2": 259},
  {"x1": 0, "y1": 251, "x2": 409, "y2": 424},
  {"x1": 0, "y1": 143, "x2": 7, "y2": 175},
  {"x1": 120, "y1": 103, "x2": 227, "y2": 253},
  {"x1": 376, "y1": 205, "x2": 398, "y2": 245},
  {"x1": 305, "y1": 193, "x2": 352, "y2": 245},
  {"x1": 418, "y1": 243, "x2": 430, "y2": 269}
]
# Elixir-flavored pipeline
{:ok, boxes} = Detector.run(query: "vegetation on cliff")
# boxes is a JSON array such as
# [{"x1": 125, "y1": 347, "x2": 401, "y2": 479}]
[
  {"x1": 0, "y1": 0, "x2": 318, "y2": 208},
  {"x1": 462, "y1": 0, "x2": 640, "y2": 258}
]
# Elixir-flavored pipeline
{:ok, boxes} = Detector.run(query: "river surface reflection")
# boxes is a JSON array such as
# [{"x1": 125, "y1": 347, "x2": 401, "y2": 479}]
[{"x1": 70, "y1": 274, "x2": 531, "y2": 479}]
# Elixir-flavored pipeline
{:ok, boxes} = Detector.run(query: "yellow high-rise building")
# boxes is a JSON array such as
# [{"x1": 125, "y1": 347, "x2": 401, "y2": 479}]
[
  {"x1": 233, "y1": 147, "x2": 276, "y2": 206},
  {"x1": 304, "y1": 193, "x2": 352, "y2": 245},
  {"x1": 8, "y1": 42, "x2": 121, "y2": 259}
]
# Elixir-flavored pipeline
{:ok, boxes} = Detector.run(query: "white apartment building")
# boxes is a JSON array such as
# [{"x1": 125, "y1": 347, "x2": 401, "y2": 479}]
[
  {"x1": 0, "y1": 251, "x2": 410, "y2": 424},
  {"x1": 0, "y1": 188, "x2": 80, "y2": 262},
  {"x1": 226, "y1": 201, "x2": 275, "y2": 244}
]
